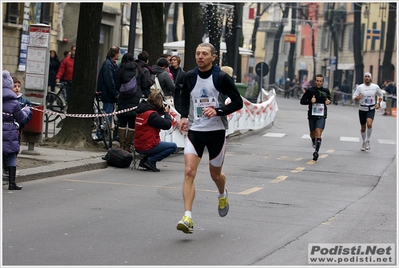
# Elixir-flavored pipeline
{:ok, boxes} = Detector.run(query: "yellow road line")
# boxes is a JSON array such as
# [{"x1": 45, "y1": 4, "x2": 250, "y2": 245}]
[
  {"x1": 291, "y1": 167, "x2": 305, "y2": 173},
  {"x1": 270, "y1": 176, "x2": 288, "y2": 183},
  {"x1": 238, "y1": 187, "x2": 263, "y2": 195}
]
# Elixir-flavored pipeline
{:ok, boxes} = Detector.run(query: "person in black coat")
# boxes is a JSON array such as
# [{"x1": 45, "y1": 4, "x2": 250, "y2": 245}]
[
  {"x1": 169, "y1": 55, "x2": 186, "y2": 114},
  {"x1": 300, "y1": 74, "x2": 331, "y2": 161},
  {"x1": 48, "y1": 50, "x2": 60, "y2": 92},
  {"x1": 115, "y1": 53, "x2": 146, "y2": 152},
  {"x1": 135, "y1": 51, "x2": 155, "y2": 98}
]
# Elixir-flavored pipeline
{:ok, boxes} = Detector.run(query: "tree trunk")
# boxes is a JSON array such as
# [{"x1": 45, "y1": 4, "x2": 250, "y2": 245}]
[
  {"x1": 50, "y1": 3, "x2": 103, "y2": 149},
  {"x1": 183, "y1": 3, "x2": 204, "y2": 71},
  {"x1": 268, "y1": 6, "x2": 289, "y2": 85},
  {"x1": 141, "y1": 3, "x2": 164, "y2": 65},
  {"x1": 353, "y1": 2, "x2": 364, "y2": 84},
  {"x1": 382, "y1": 2, "x2": 396, "y2": 82},
  {"x1": 163, "y1": 3, "x2": 171, "y2": 43},
  {"x1": 172, "y1": 3, "x2": 179, "y2": 41}
]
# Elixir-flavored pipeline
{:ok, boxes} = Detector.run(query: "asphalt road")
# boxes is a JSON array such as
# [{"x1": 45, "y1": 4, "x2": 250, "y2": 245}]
[{"x1": 3, "y1": 96, "x2": 397, "y2": 266}]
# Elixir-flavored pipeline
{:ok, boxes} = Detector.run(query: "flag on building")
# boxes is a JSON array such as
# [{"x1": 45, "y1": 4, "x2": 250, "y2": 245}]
[
  {"x1": 243, "y1": 6, "x2": 255, "y2": 20},
  {"x1": 367, "y1": 29, "x2": 380, "y2": 40}
]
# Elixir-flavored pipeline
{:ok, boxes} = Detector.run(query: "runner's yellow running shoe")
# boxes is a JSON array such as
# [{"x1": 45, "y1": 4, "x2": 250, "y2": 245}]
[
  {"x1": 218, "y1": 188, "x2": 229, "y2": 217},
  {"x1": 176, "y1": 215, "x2": 193, "y2": 234}
]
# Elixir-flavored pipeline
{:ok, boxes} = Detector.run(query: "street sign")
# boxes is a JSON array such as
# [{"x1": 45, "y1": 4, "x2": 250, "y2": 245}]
[
  {"x1": 255, "y1": 62, "x2": 269, "y2": 77},
  {"x1": 330, "y1": 56, "x2": 336, "y2": 71},
  {"x1": 248, "y1": 56, "x2": 256, "y2": 68}
]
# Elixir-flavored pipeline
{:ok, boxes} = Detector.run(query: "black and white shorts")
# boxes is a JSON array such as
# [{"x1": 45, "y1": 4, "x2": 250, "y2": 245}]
[
  {"x1": 184, "y1": 129, "x2": 226, "y2": 167},
  {"x1": 359, "y1": 109, "x2": 375, "y2": 125}
]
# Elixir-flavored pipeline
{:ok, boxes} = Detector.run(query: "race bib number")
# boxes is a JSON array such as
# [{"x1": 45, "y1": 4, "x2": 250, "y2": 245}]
[
  {"x1": 194, "y1": 97, "x2": 216, "y2": 118},
  {"x1": 312, "y1": 103, "x2": 325, "y2": 116},
  {"x1": 364, "y1": 95, "x2": 375, "y2": 105}
]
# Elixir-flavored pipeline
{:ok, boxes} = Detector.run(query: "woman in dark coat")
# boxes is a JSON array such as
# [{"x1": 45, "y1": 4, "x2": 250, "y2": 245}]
[
  {"x1": 169, "y1": 55, "x2": 186, "y2": 114},
  {"x1": 2, "y1": 70, "x2": 31, "y2": 190},
  {"x1": 115, "y1": 53, "x2": 146, "y2": 152},
  {"x1": 48, "y1": 50, "x2": 60, "y2": 92}
]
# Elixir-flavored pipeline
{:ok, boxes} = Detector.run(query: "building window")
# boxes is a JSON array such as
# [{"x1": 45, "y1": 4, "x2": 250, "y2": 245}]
[
  {"x1": 301, "y1": 37, "x2": 305, "y2": 56},
  {"x1": 5, "y1": 3, "x2": 23, "y2": 24},
  {"x1": 40, "y1": 3, "x2": 53, "y2": 25},
  {"x1": 167, "y1": 24, "x2": 173, "y2": 42},
  {"x1": 371, "y1": 22, "x2": 376, "y2": 50},
  {"x1": 321, "y1": 28, "x2": 329, "y2": 51},
  {"x1": 361, "y1": 23, "x2": 365, "y2": 51},
  {"x1": 380, "y1": 21, "x2": 385, "y2": 50},
  {"x1": 348, "y1": 25, "x2": 353, "y2": 51},
  {"x1": 4, "y1": 3, "x2": 53, "y2": 25}
]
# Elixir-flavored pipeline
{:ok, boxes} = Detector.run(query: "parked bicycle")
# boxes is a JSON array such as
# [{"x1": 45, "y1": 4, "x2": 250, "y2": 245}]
[
  {"x1": 92, "y1": 91, "x2": 112, "y2": 149},
  {"x1": 46, "y1": 82, "x2": 68, "y2": 115}
]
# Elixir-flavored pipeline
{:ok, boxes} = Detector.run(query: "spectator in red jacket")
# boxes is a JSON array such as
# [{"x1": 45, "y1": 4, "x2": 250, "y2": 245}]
[{"x1": 56, "y1": 45, "x2": 76, "y2": 103}]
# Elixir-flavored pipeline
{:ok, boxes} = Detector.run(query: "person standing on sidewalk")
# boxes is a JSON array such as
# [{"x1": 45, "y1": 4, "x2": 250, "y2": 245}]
[
  {"x1": 2, "y1": 70, "x2": 31, "y2": 190},
  {"x1": 300, "y1": 74, "x2": 331, "y2": 161},
  {"x1": 97, "y1": 46, "x2": 120, "y2": 128},
  {"x1": 115, "y1": 52, "x2": 146, "y2": 153},
  {"x1": 169, "y1": 55, "x2": 186, "y2": 114},
  {"x1": 339, "y1": 78, "x2": 351, "y2": 106},
  {"x1": 176, "y1": 43, "x2": 243, "y2": 234},
  {"x1": 352, "y1": 72, "x2": 383, "y2": 151},
  {"x1": 55, "y1": 45, "x2": 76, "y2": 103}
]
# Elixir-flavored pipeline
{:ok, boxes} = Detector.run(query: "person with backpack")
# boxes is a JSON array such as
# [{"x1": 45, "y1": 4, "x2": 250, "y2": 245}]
[
  {"x1": 115, "y1": 53, "x2": 146, "y2": 153},
  {"x1": 176, "y1": 43, "x2": 243, "y2": 234},
  {"x1": 135, "y1": 51, "x2": 155, "y2": 98},
  {"x1": 152, "y1": 58, "x2": 175, "y2": 105}
]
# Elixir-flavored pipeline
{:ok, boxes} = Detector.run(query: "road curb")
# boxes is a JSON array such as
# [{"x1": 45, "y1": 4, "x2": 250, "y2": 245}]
[{"x1": 16, "y1": 157, "x2": 108, "y2": 183}]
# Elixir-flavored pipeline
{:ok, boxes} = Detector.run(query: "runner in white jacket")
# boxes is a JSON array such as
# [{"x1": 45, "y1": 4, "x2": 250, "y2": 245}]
[{"x1": 352, "y1": 72, "x2": 384, "y2": 151}]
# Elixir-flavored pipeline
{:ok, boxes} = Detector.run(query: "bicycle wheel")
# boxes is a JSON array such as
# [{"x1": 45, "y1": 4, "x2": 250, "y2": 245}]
[
  {"x1": 91, "y1": 111, "x2": 112, "y2": 149},
  {"x1": 46, "y1": 92, "x2": 66, "y2": 113},
  {"x1": 99, "y1": 112, "x2": 112, "y2": 149}
]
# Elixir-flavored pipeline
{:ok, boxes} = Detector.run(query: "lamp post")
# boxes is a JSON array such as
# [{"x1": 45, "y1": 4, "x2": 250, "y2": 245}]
[{"x1": 232, "y1": 3, "x2": 243, "y2": 83}]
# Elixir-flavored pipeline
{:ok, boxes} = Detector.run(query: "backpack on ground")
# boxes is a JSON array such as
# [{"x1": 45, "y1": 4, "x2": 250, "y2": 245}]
[
  {"x1": 119, "y1": 69, "x2": 138, "y2": 98},
  {"x1": 103, "y1": 148, "x2": 133, "y2": 168}
]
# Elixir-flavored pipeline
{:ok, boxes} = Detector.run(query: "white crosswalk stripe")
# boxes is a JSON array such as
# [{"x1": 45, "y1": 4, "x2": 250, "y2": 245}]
[{"x1": 264, "y1": 133, "x2": 396, "y2": 145}]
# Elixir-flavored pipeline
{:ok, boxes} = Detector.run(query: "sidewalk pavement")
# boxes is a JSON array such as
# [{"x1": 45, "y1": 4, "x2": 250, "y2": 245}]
[{"x1": 14, "y1": 144, "x2": 108, "y2": 183}]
